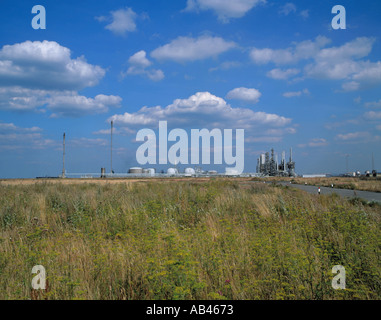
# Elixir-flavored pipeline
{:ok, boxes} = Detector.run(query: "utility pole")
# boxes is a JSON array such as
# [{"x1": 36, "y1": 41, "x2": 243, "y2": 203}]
[
  {"x1": 111, "y1": 121, "x2": 113, "y2": 175},
  {"x1": 345, "y1": 154, "x2": 349, "y2": 174},
  {"x1": 62, "y1": 133, "x2": 66, "y2": 178}
]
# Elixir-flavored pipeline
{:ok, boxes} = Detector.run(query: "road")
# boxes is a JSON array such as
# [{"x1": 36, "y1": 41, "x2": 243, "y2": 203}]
[{"x1": 278, "y1": 182, "x2": 381, "y2": 203}]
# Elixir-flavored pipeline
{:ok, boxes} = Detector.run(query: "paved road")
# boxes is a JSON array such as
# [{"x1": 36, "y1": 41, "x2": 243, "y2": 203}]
[{"x1": 278, "y1": 182, "x2": 381, "y2": 203}]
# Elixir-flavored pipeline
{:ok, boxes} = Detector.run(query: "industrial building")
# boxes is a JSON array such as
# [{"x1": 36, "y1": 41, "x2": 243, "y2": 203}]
[
  {"x1": 256, "y1": 148, "x2": 296, "y2": 177},
  {"x1": 60, "y1": 127, "x2": 300, "y2": 178}
]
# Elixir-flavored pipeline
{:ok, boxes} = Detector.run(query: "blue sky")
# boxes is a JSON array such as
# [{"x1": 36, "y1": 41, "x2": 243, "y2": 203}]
[{"x1": 0, "y1": 0, "x2": 381, "y2": 178}]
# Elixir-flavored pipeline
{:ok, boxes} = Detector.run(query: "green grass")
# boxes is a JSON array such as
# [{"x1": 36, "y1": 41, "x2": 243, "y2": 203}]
[{"x1": 0, "y1": 179, "x2": 380, "y2": 300}]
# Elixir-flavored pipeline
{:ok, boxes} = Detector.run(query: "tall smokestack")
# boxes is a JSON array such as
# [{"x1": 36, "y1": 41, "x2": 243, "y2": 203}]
[
  {"x1": 111, "y1": 121, "x2": 113, "y2": 175},
  {"x1": 62, "y1": 133, "x2": 66, "y2": 178}
]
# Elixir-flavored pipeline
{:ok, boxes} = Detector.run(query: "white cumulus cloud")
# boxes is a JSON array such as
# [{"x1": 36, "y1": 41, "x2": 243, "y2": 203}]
[
  {"x1": 283, "y1": 89, "x2": 309, "y2": 98},
  {"x1": 250, "y1": 36, "x2": 331, "y2": 65},
  {"x1": 279, "y1": 3, "x2": 297, "y2": 16},
  {"x1": 151, "y1": 36, "x2": 236, "y2": 62},
  {"x1": 226, "y1": 87, "x2": 262, "y2": 103},
  {"x1": 267, "y1": 68, "x2": 300, "y2": 80},
  {"x1": 109, "y1": 91, "x2": 293, "y2": 143},
  {"x1": 123, "y1": 50, "x2": 164, "y2": 81},
  {"x1": 96, "y1": 7, "x2": 137, "y2": 35},
  {"x1": 0, "y1": 40, "x2": 121, "y2": 117},
  {"x1": 184, "y1": 0, "x2": 266, "y2": 22},
  {"x1": 0, "y1": 40, "x2": 105, "y2": 91},
  {"x1": 47, "y1": 94, "x2": 122, "y2": 118}
]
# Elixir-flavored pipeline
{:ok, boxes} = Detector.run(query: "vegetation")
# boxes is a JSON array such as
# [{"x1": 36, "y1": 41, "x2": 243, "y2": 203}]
[
  {"x1": 276, "y1": 177, "x2": 380, "y2": 193},
  {"x1": 0, "y1": 179, "x2": 380, "y2": 300}
]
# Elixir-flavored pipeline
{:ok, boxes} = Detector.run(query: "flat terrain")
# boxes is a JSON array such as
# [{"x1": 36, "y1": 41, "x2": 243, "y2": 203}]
[
  {"x1": 0, "y1": 178, "x2": 380, "y2": 300},
  {"x1": 290, "y1": 177, "x2": 381, "y2": 193},
  {"x1": 279, "y1": 182, "x2": 381, "y2": 203},
  {"x1": 0, "y1": 177, "x2": 213, "y2": 186}
]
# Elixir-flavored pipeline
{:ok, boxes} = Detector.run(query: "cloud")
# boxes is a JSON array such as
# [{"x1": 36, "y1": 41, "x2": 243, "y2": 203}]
[
  {"x1": 298, "y1": 138, "x2": 328, "y2": 148},
  {"x1": 267, "y1": 68, "x2": 300, "y2": 80},
  {"x1": 315, "y1": 37, "x2": 374, "y2": 62},
  {"x1": 184, "y1": 0, "x2": 266, "y2": 22},
  {"x1": 69, "y1": 138, "x2": 108, "y2": 148},
  {"x1": 300, "y1": 10, "x2": 309, "y2": 19},
  {"x1": 146, "y1": 69, "x2": 165, "y2": 81},
  {"x1": 304, "y1": 38, "x2": 381, "y2": 88},
  {"x1": 0, "y1": 40, "x2": 105, "y2": 91},
  {"x1": 283, "y1": 89, "x2": 309, "y2": 98},
  {"x1": 96, "y1": 7, "x2": 137, "y2": 35},
  {"x1": 0, "y1": 122, "x2": 41, "y2": 134},
  {"x1": 151, "y1": 36, "x2": 236, "y2": 62},
  {"x1": 250, "y1": 36, "x2": 331, "y2": 65},
  {"x1": 352, "y1": 61, "x2": 381, "y2": 83},
  {"x1": 209, "y1": 61, "x2": 241, "y2": 72},
  {"x1": 47, "y1": 93, "x2": 122, "y2": 118},
  {"x1": 336, "y1": 131, "x2": 371, "y2": 141},
  {"x1": 279, "y1": 3, "x2": 297, "y2": 16},
  {"x1": 253, "y1": 36, "x2": 381, "y2": 91},
  {"x1": 0, "y1": 87, "x2": 48, "y2": 112},
  {"x1": 0, "y1": 88, "x2": 121, "y2": 117},
  {"x1": 226, "y1": 87, "x2": 261, "y2": 103},
  {"x1": 365, "y1": 99, "x2": 381, "y2": 108},
  {"x1": 123, "y1": 50, "x2": 164, "y2": 81},
  {"x1": 0, "y1": 40, "x2": 121, "y2": 117},
  {"x1": 128, "y1": 50, "x2": 151, "y2": 69},
  {"x1": 278, "y1": 3, "x2": 309, "y2": 19},
  {"x1": 325, "y1": 119, "x2": 359, "y2": 130},
  {"x1": 342, "y1": 81, "x2": 360, "y2": 92},
  {"x1": 364, "y1": 111, "x2": 381, "y2": 120},
  {"x1": 109, "y1": 91, "x2": 293, "y2": 143},
  {"x1": 335, "y1": 131, "x2": 381, "y2": 144},
  {"x1": 0, "y1": 122, "x2": 57, "y2": 150}
]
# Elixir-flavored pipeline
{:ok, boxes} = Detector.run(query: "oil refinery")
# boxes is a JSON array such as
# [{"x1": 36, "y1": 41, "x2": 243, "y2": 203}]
[
  {"x1": 256, "y1": 148, "x2": 296, "y2": 177},
  {"x1": 55, "y1": 128, "x2": 381, "y2": 179}
]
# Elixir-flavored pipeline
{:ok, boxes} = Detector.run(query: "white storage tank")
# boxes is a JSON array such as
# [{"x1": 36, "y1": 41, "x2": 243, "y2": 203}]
[
  {"x1": 129, "y1": 167, "x2": 143, "y2": 174},
  {"x1": 145, "y1": 168, "x2": 156, "y2": 176},
  {"x1": 184, "y1": 168, "x2": 196, "y2": 176},
  {"x1": 225, "y1": 168, "x2": 239, "y2": 176},
  {"x1": 167, "y1": 168, "x2": 178, "y2": 176}
]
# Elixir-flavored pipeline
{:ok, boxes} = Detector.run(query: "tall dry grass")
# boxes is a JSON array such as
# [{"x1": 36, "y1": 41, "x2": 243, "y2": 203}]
[{"x1": 0, "y1": 179, "x2": 380, "y2": 300}]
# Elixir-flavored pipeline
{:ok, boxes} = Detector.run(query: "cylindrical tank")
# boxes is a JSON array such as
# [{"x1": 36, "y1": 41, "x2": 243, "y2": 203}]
[
  {"x1": 129, "y1": 167, "x2": 143, "y2": 174},
  {"x1": 184, "y1": 168, "x2": 196, "y2": 176},
  {"x1": 225, "y1": 168, "x2": 239, "y2": 176},
  {"x1": 147, "y1": 168, "x2": 156, "y2": 176},
  {"x1": 167, "y1": 168, "x2": 178, "y2": 176},
  {"x1": 101, "y1": 168, "x2": 106, "y2": 178}
]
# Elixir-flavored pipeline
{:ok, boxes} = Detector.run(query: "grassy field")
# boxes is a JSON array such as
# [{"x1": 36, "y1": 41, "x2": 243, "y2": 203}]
[
  {"x1": 249, "y1": 176, "x2": 381, "y2": 193},
  {"x1": 291, "y1": 177, "x2": 381, "y2": 193},
  {"x1": 0, "y1": 179, "x2": 380, "y2": 300}
]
